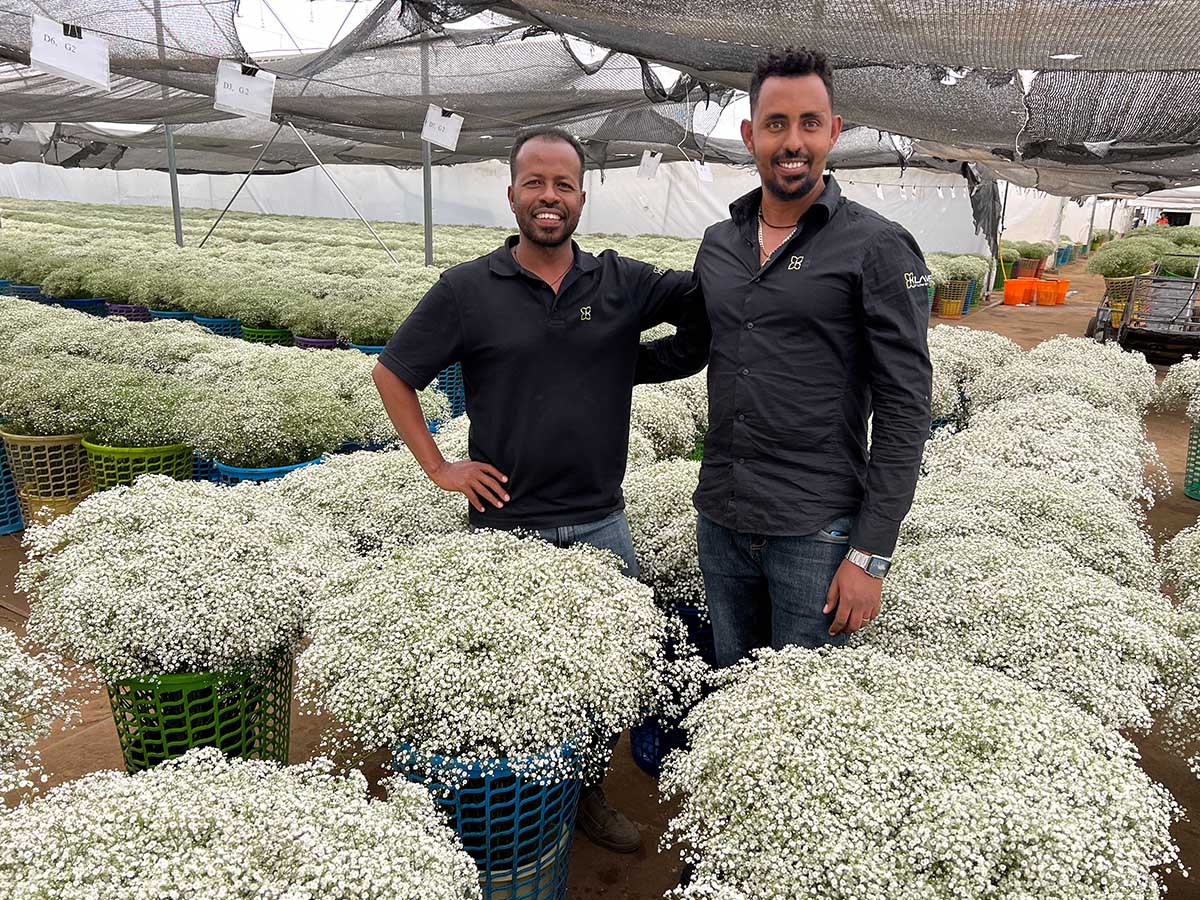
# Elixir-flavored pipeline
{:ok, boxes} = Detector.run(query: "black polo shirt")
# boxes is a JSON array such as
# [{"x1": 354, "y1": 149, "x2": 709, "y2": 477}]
[
  {"x1": 380, "y1": 236, "x2": 695, "y2": 529},
  {"x1": 638, "y1": 175, "x2": 932, "y2": 556}
]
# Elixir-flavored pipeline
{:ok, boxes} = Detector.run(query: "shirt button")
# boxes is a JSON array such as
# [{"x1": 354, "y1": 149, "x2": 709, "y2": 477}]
[
  {"x1": 737, "y1": 413, "x2": 746, "y2": 422},
  {"x1": 740, "y1": 367, "x2": 750, "y2": 376},
  {"x1": 745, "y1": 321, "x2": 754, "y2": 329},
  {"x1": 738, "y1": 457, "x2": 746, "y2": 464}
]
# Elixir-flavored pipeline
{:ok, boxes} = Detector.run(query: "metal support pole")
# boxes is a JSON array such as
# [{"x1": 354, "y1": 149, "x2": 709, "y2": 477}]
[
  {"x1": 165, "y1": 124, "x2": 183, "y2": 247},
  {"x1": 1107, "y1": 200, "x2": 1117, "y2": 239},
  {"x1": 1084, "y1": 196, "x2": 1098, "y2": 255},
  {"x1": 421, "y1": 41, "x2": 434, "y2": 267},
  {"x1": 288, "y1": 123, "x2": 403, "y2": 269},
  {"x1": 199, "y1": 122, "x2": 284, "y2": 249}
]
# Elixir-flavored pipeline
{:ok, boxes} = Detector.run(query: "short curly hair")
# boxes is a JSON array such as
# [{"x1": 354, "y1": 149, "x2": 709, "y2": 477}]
[{"x1": 749, "y1": 47, "x2": 834, "y2": 111}]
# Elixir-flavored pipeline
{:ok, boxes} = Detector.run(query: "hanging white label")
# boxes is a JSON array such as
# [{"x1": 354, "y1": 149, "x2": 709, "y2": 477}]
[
  {"x1": 30, "y1": 16, "x2": 110, "y2": 92},
  {"x1": 936, "y1": 186, "x2": 945, "y2": 199},
  {"x1": 637, "y1": 150, "x2": 661, "y2": 179},
  {"x1": 875, "y1": 184, "x2": 884, "y2": 200},
  {"x1": 214, "y1": 60, "x2": 276, "y2": 120},
  {"x1": 693, "y1": 160, "x2": 713, "y2": 184},
  {"x1": 422, "y1": 105, "x2": 463, "y2": 152}
]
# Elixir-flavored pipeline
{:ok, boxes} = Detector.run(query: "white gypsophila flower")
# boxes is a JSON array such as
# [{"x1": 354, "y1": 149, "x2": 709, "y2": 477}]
[
  {"x1": 18, "y1": 476, "x2": 352, "y2": 679},
  {"x1": 0, "y1": 628, "x2": 77, "y2": 795},
  {"x1": 624, "y1": 459, "x2": 704, "y2": 610},
  {"x1": 1162, "y1": 522, "x2": 1200, "y2": 603},
  {"x1": 1157, "y1": 355, "x2": 1200, "y2": 413},
  {"x1": 900, "y1": 465, "x2": 1158, "y2": 590},
  {"x1": 260, "y1": 448, "x2": 468, "y2": 555},
  {"x1": 297, "y1": 530, "x2": 704, "y2": 785},
  {"x1": 662, "y1": 646, "x2": 1182, "y2": 900},
  {"x1": 657, "y1": 369, "x2": 710, "y2": 434},
  {"x1": 627, "y1": 426, "x2": 658, "y2": 472},
  {"x1": 0, "y1": 746, "x2": 481, "y2": 900},
  {"x1": 922, "y1": 392, "x2": 1167, "y2": 507},
  {"x1": 434, "y1": 412, "x2": 471, "y2": 462},
  {"x1": 852, "y1": 536, "x2": 1185, "y2": 733},
  {"x1": 640, "y1": 322, "x2": 677, "y2": 342},
  {"x1": 1160, "y1": 597, "x2": 1200, "y2": 779},
  {"x1": 631, "y1": 384, "x2": 696, "y2": 459},
  {"x1": 927, "y1": 324, "x2": 1023, "y2": 424},
  {"x1": 970, "y1": 336, "x2": 1157, "y2": 419}
]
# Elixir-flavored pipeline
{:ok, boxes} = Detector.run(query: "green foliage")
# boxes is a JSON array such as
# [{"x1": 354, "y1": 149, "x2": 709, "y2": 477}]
[{"x1": 1084, "y1": 242, "x2": 1159, "y2": 279}]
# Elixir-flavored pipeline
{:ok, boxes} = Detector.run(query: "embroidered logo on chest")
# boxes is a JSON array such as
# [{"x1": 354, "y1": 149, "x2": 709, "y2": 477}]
[
  {"x1": 904, "y1": 272, "x2": 934, "y2": 290},
  {"x1": 580, "y1": 306, "x2": 592, "y2": 321},
  {"x1": 788, "y1": 255, "x2": 805, "y2": 270},
  {"x1": 652, "y1": 265, "x2": 667, "y2": 276}
]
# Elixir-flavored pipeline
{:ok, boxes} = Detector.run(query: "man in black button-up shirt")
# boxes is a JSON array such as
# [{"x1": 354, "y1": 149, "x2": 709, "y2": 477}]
[{"x1": 640, "y1": 48, "x2": 932, "y2": 666}]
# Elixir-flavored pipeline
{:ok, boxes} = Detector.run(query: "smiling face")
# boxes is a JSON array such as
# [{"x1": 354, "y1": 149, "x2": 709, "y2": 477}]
[
  {"x1": 507, "y1": 137, "x2": 586, "y2": 248},
  {"x1": 742, "y1": 73, "x2": 842, "y2": 202}
]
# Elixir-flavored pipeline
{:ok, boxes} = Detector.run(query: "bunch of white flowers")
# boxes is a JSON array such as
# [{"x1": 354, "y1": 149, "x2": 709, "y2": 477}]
[
  {"x1": 0, "y1": 628, "x2": 76, "y2": 794},
  {"x1": 1162, "y1": 522, "x2": 1200, "y2": 603},
  {"x1": 1156, "y1": 355, "x2": 1200, "y2": 416},
  {"x1": 297, "y1": 530, "x2": 703, "y2": 784},
  {"x1": 19, "y1": 476, "x2": 351, "y2": 679},
  {"x1": 662, "y1": 646, "x2": 1181, "y2": 900},
  {"x1": 261, "y1": 448, "x2": 468, "y2": 555},
  {"x1": 658, "y1": 370, "x2": 709, "y2": 435},
  {"x1": 854, "y1": 536, "x2": 1184, "y2": 732},
  {"x1": 631, "y1": 384, "x2": 697, "y2": 460},
  {"x1": 433, "y1": 412, "x2": 471, "y2": 462},
  {"x1": 927, "y1": 324, "x2": 1022, "y2": 423},
  {"x1": 624, "y1": 458, "x2": 704, "y2": 609},
  {"x1": 900, "y1": 465, "x2": 1158, "y2": 590},
  {"x1": 922, "y1": 392, "x2": 1166, "y2": 507},
  {"x1": 0, "y1": 747, "x2": 481, "y2": 900},
  {"x1": 970, "y1": 335, "x2": 1157, "y2": 418}
]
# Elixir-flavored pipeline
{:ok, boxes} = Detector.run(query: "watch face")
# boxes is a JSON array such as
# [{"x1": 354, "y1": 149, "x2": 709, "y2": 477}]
[{"x1": 866, "y1": 557, "x2": 891, "y2": 578}]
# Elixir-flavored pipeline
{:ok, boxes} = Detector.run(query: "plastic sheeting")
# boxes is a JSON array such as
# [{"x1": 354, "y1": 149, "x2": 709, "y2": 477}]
[{"x1": 0, "y1": 159, "x2": 988, "y2": 253}]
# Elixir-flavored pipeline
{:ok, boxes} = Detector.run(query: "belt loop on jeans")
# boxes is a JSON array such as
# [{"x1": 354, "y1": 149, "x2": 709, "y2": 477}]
[{"x1": 749, "y1": 534, "x2": 766, "y2": 556}]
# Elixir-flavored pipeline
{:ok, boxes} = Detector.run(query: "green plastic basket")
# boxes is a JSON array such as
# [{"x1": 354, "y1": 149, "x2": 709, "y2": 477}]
[
  {"x1": 82, "y1": 440, "x2": 194, "y2": 490},
  {"x1": 106, "y1": 650, "x2": 292, "y2": 773},
  {"x1": 242, "y1": 326, "x2": 293, "y2": 345},
  {"x1": 1186, "y1": 424, "x2": 1200, "y2": 501}
]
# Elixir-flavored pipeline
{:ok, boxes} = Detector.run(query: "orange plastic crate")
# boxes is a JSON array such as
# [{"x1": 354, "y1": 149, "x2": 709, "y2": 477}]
[
  {"x1": 1055, "y1": 279, "x2": 1069, "y2": 304},
  {"x1": 1035, "y1": 279, "x2": 1059, "y2": 306},
  {"x1": 1003, "y1": 278, "x2": 1036, "y2": 305}
]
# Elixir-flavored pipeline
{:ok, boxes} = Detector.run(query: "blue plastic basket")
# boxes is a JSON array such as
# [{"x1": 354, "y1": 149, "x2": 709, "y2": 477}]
[
  {"x1": 962, "y1": 279, "x2": 978, "y2": 314},
  {"x1": 55, "y1": 297, "x2": 108, "y2": 317},
  {"x1": 438, "y1": 362, "x2": 466, "y2": 418},
  {"x1": 210, "y1": 457, "x2": 321, "y2": 485},
  {"x1": 10, "y1": 284, "x2": 43, "y2": 300},
  {"x1": 349, "y1": 342, "x2": 385, "y2": 354},
  {"x1": 0, "y1": 438, "x2": 23, "y2": 535},
  {"x1": 191, "y1": 455, "x2": 214, "y2": 482},
  {"x1": 395, "y1": 744, "x2": 581, "y2": 900},
  {"x1": 194, "y1": 315, "x2": 243, "y2": 338},
  {"x1": 150, "y1": 309, "x2": 194, "y2": 321},
  {"x1": 629, "y1": 603, "x2": 715, "y2": 779}
]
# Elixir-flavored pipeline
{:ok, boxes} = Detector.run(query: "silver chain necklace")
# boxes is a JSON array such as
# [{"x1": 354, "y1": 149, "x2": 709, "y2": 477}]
[{"x1": 758, "y1": 209, "x2": 798, "y2": 260}]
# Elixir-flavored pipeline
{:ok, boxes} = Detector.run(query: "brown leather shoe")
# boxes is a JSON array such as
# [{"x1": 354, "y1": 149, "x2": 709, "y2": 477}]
[{"x1": 576, "y1": 786, "x2": 643, "y2": 853}]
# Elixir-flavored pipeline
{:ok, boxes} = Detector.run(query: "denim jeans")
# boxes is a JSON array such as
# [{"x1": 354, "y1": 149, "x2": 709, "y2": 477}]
[
  {"x1": 697, "y1": 513, "x2": 854, "y2": 668},
  {"x1": 529, "y1": 510, "x2": 640, "y2": 579}
]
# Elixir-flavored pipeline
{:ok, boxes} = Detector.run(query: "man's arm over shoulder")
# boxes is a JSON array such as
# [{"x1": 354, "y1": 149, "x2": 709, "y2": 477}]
[
  {"x1": 618, "y1": 241, "x2": 711, "y2": 384},
  {"x1": 850, "y1": 224, "x2": 933, "y2": 557}
]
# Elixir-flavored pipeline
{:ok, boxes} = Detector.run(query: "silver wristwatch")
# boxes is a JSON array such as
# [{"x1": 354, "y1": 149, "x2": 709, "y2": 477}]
[{"x1": 846, "y1": 548, "x2": 891, "y2": 579}]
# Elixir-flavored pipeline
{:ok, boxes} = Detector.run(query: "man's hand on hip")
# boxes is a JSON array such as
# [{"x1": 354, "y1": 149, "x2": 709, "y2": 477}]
[
  {"x1": 430, "y1": 460, "x2": 509, "y2": 512},
  {"x1": 824, "y1": 556, "x2": 883, "y2": 636}
]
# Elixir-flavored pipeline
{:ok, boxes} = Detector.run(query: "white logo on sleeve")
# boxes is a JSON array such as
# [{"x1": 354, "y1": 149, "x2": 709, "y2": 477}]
[
  {"x1": 904, "y1": 272, "x2": 934, "y2": 290},
  {"x1": 652, "y1": 265, "x2": 667, "y2": 276},
  {"x1": 788, "y1": 255, "x2": 805, "y2": 270},
  {"x1": 580, "y1": 306, "x2": 592, "y2": 321}
]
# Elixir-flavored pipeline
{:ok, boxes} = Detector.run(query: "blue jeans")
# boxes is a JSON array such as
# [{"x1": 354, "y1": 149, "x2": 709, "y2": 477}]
[
  {"x1": 697, "y1": 513, "x2": 854, "y2": 668},
  {"x1": 529, "y1": 510, "x2": 640, "y2": 579}
]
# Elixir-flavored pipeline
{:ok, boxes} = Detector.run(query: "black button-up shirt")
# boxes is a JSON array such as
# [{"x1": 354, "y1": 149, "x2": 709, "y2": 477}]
[
  {"x1": 380, "y1": 236, "x2": 694, "y2": 530},
  {"x1": 639, "y1": 175, "x2": 932, "y2": 556}
]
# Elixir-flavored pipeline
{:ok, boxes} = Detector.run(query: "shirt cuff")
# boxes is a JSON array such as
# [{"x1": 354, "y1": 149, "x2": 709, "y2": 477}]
[
  {"x1": 377, "y1": 352, "x2": 433, "y2": 392},
  {"x1": 849, "y1": 514, "x2": 900, "y2": 558}
]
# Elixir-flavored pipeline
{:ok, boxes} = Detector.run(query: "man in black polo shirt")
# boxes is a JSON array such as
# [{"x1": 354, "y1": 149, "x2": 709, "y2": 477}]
[
  {"x1": 372, "y1": 126, "x2": 699, "y2": 854},
  {"x1": 640, "y1": 47, "x2": 932, "y2": 667}
]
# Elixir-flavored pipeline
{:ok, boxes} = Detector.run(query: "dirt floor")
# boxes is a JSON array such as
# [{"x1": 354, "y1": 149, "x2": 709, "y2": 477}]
[{"x1": 3, "y1": 257, "x2": 1200, "y2": 897}]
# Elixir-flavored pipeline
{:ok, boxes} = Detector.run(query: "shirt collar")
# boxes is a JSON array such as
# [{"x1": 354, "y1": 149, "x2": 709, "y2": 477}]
[
  {"x1": 488, "y1": 234, "x2": 601, "y2": 277},
  {"x1": 729, "y1": 173, "x2": 843, "y2": 229}
]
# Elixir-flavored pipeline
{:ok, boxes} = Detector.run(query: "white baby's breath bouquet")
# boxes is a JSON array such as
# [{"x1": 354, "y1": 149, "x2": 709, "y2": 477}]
[
  {"x1": 0, "y1": 628, "x2": 76, "y2": 794},
  {"x1": 624, "y1": 458, "x2": 704, "y2": 610},
  {"x1": 663, "y1": 647, "x2": 1182, "y2": 900},
  {"x1": 297, "y1": 530, "x2": 704, "y2": 784},
  {"x1": 0, "y1": 747, "x2": 481, "y2": 900},
  {"x1": 19, "y1": 476, "x2": 351, "y2": 679}
]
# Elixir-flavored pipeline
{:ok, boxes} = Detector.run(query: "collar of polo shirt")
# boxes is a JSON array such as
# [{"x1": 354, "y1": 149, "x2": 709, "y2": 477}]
[
  {"x1": 729, "y1": 173, "x2": 843, "y2": 230},
  {"x1": 489, "y1": 235, "x2": 602, "y2": 278}
]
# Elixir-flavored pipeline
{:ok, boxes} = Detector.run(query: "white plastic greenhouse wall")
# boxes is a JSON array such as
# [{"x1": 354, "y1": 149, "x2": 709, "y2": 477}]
[{"x1": 0, "y1": 160, "x2": 990, "y2": 254}]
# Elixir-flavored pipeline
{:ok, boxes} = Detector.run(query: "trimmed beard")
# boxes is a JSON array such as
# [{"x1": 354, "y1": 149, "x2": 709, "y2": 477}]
[
  {"x1": 764, "y1": 171, "x2": 820, "y2": 202},
  {"x1": 516, "y1": 208, "x2": 580, "y2": 248}
]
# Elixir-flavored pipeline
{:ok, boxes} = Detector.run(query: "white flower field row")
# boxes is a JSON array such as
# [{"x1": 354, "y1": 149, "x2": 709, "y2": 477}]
[{"x1": 3, "y1": 286, "x2": 1200, "y2": 894}]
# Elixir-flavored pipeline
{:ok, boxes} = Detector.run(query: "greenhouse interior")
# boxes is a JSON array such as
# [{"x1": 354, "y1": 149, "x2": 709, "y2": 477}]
[{"x1": 5, "y1": 1, "x2": 1200, "y2": 899}]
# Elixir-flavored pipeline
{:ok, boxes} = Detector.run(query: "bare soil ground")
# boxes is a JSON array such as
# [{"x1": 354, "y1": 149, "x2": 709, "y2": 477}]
[{"x1": 3, "y1": 258, "x2": 1198, "y2": 897}]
